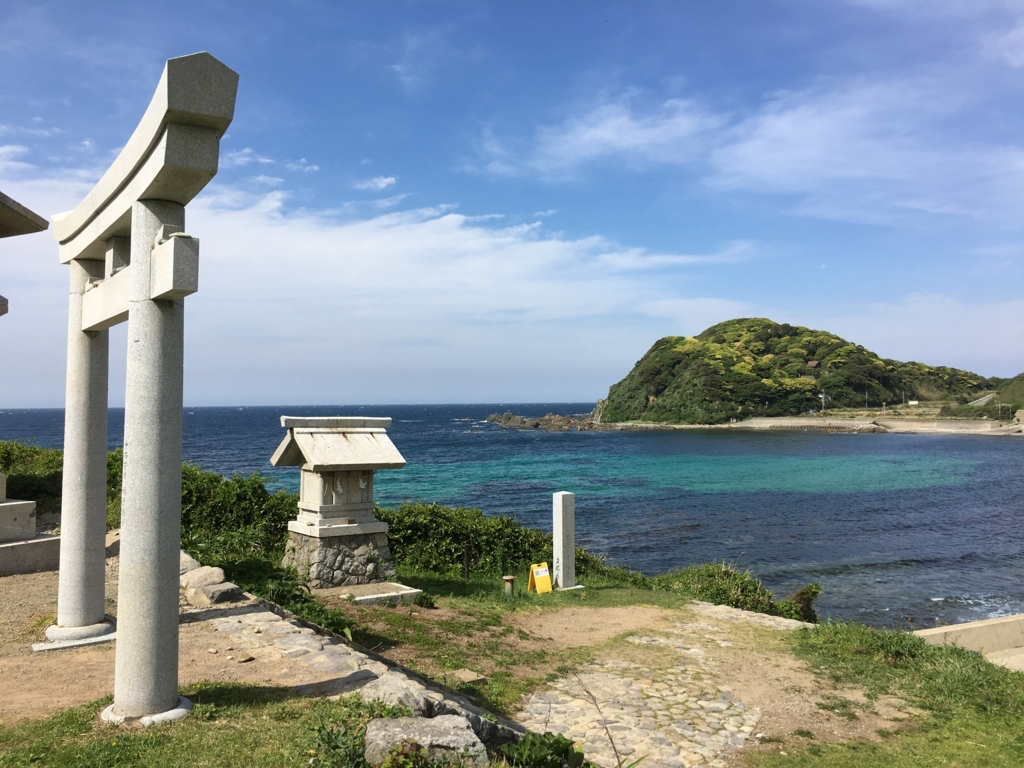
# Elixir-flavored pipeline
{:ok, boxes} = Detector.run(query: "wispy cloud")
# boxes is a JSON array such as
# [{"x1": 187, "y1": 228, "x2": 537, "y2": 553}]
[
  {"x1": 286, "y1": 158, "x2": 319, "y2": 172},
  {"x1": 475, "y1": 72, "x2": 1024, "y2": 225},
  {"x1": 371, "y1": 192, "x2": 410, "y2": 208},
  {"x1": 0, "y1": 161, "x2": 748, "y2": 404},
  {"x1": 533, "y1": 95, "x2": 726, "y2": 176},
  {"x1": 0, "y1": 144, "x2": 32, "y2": 173},
  {"x1": 0, "y1": 123, "x2": 64, "y2": 138},
  {"x1": 251, "y1": 175, "x2": 283, "y2": 186},
  {"x1": 354, "y1": 175, "x2": 396, "y2": 191},
  {"x1": 223, "y1": 148, "x2": 273, "y2": 168},
  {"x1": 596, "y1": 240, "x2": 756, "y2": 271},
  {"x1": 389, "y1": 25, "x2": 477, "y2": 94}
]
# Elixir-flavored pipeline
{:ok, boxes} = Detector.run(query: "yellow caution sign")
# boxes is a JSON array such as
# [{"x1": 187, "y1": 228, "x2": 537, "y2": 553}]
[{"x1": 528, "y1": 562, "x2": 553, "y2": 594}]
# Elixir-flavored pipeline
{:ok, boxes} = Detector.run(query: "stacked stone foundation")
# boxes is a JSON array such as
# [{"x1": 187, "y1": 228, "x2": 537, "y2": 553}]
[{"x1": 282, "y1": 531, "x2": 397, "y2": 588}]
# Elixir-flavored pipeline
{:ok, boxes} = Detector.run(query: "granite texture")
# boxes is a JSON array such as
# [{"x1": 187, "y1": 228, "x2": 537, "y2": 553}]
[{"x1": 282, "y1": 531, "x2": 397, "y2": 588}]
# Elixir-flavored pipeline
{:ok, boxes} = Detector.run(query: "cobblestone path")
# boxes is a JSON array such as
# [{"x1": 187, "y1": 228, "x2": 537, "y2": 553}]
[{"x1": 515, "y1": 605, "x2": 809, "y2": 768}]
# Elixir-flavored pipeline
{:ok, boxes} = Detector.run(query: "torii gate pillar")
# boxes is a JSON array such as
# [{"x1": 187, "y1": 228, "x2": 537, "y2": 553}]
[{"x1": 46, "y1": 53, "x2": 237, "y2": 723}]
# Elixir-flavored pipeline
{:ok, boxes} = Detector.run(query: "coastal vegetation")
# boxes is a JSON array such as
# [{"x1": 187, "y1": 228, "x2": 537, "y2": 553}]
[
  {"x1": 599, "y1": 317, "x2": 1017, "y2": 425},
  {"x1": 7, "y1": 438, "x2": 1024, "y2": 765}
]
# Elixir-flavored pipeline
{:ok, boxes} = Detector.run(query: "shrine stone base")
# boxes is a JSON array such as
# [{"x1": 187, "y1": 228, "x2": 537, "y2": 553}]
[{"x1": 282, "y1": 530, "x2": 397, "y2": 588}]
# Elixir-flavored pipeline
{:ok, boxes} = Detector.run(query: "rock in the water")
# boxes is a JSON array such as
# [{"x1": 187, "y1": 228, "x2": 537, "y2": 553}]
[
  {"x1": 179, "y1": 551, "x2": 201, "y2": 574},
  {"x1": 486, "y1": 410, "x2": 606, "y2": 432},
  {"x1": 363, "y1": 715, "x2": 487, "y2": 768},
  {"x1": 180, "y1": 565, "x2": 226, "y2": 590},
  {"x1": 358, "y1": 672, "x2": 432, "y2": 716}
]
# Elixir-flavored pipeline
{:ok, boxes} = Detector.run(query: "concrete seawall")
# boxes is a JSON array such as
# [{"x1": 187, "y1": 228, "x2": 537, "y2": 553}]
[{"x1": 916, "y1": 614, "x2": 1024, "y2": 671}]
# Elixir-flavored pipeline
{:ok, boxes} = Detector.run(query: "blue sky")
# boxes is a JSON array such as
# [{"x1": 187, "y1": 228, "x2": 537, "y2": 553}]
[{"x1": 2, "y1": 1, "x2": 1024, "y2": 407}]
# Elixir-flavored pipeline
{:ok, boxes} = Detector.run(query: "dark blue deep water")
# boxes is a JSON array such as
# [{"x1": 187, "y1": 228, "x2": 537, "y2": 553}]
[{"x1": 4, "y1": 403, "x2": 1024, "y2": 628}]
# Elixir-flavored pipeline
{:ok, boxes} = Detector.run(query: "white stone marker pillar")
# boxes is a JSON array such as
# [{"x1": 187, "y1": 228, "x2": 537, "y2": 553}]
[
  {"x1": 46, "y1": 259, "x2": 112, "y2": 641},
  {"x1": 552, "y1": 491, "x2": 575, "y2": 589},
  {"x1": 110, "y1": 200, "x2": 188, "y2": 720}
]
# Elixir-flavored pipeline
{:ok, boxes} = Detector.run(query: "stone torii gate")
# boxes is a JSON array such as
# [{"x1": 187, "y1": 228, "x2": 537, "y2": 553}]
[{"x1": 47, "y1": 53, "x2": 237, "y2": 723}]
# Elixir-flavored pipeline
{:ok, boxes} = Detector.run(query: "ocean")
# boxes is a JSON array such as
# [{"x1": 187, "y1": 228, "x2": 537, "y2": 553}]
[{"x1": 3, "y1": 403, "x2": 1023, "y2": 629}]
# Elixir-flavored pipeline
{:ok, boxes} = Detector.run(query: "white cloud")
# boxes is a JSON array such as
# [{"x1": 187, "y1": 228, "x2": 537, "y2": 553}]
[
  {"x1": 532, "y1": 95, "x2": 726, "y2": 176},
  {"x1": 353, "y1": 175, "x2": 396, "y2": 191},
  {"x1": 222, "y1": 148, "x2": 273, "y2": 167},
  {"x1": 371, "y1": 193, "x2": 410, "y2": 208},
  {"x1": 0, "y1": 168, "x2": 748, "y2": 406},
  {"x1": 478, "y1": 73, "x2": 1024, "y2": 225},
  {"x1": 0, "y1": 123, "x2": 64, "y2": 138},
  {"x1": 0, "y1": 145, "x2": 32, "y2": 173},
  {"x1": 285, "y1": 158, "x2": 319, "y2": 172},
  {"x1": 595, "y1": 240, "x2": 755, "y2": 271},
  {"x1": 251, "y1": 175, "x2": 283, "y2": 186}
]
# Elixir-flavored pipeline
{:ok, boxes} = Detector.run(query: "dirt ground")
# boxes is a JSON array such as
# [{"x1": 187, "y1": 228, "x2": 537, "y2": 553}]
[
  {"x1": 1, "y1": 563, "x2": 921, "y2": 762},
  {"x1": 1, "y1": 560, "x2": 361, "y2": 726},
  {"x1": 507, "y1": 605, "x2": 670, "y2": 647}
]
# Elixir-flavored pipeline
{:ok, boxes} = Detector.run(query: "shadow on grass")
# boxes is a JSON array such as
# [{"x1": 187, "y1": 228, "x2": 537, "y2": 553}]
[
  {"x1": 184, "y1": 680, "x2": 306, "y2": 710},
  {"x1": 397, "y1": 571, "x2": 516, "y2": 599}
]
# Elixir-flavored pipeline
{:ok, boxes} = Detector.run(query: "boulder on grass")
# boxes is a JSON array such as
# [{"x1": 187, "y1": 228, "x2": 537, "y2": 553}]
[
  {"x1": 180, "y1": 565, "x2": 225, "y2": 590},
  {"x1": 358, "y1": 672, "x2": 432, "y2": 716},
  {"x1": 363, "y1": 715, "x2": 487, "y2": 768},
  {"x1": 185, "y1": 582, "x2": 243, "y2": 607}
]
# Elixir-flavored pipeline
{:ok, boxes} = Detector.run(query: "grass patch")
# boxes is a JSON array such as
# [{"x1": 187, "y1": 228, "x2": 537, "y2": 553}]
[
  {"x1": 748, "y1": 621, "x2": 1024, "y2": 766},
  {"x1": 0, "y1": 683, "x2": 408, "y2": 768}
]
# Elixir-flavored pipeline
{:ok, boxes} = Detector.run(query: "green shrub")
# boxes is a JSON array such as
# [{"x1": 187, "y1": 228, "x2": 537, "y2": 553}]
[
  {"x1": 0, "y1": 440, "x2": 64, "y2": 517},
  {"x1": 575, "y1": 547, "x2": 652, "y2": 589},
  {"x1": 499, "y1": 731, "x2": 591, "y2": 768},
  {"x1": 180, "y1": 463, "x2": 296, "y2": 557},
  {"x1": 377, "y1": 502, "x2": 551, "y2": 577},
  {"x1": 651, "y1": 562, "x2": 820, "y2": 622}
]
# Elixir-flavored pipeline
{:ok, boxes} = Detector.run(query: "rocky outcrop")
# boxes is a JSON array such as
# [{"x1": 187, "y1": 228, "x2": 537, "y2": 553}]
[{"x1": 486, "y1": 410, "x2": 614, "y2": 432}]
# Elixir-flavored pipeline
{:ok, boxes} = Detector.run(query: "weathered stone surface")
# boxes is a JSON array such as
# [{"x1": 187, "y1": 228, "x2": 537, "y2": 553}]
[
  {"x1": 359, "y1": 671, "x2": 433, "y2": 716},
  {"x1": 203, "y1": 597, "x2": 525, "y2": 748},
  {"x1": 363, "y1": 716, "x2": 487, "y2": 768},
  {"x1": 180, "y1": 565, "x2": 226, "y2": 590},
  {"x1": 185, "y1": 582, "x2": 242, "y2": 607},
  {"x1": 282, "y1": 531, "x2": 396, "y2": 588},
  {"x1": 179, "y1": 551, "x2": 200, "y2": 574}
]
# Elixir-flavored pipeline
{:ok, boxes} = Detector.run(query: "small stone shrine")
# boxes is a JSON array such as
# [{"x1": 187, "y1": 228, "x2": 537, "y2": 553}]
[{"x1": 272, "y1": 416, "x2": 405, "y2": 588}]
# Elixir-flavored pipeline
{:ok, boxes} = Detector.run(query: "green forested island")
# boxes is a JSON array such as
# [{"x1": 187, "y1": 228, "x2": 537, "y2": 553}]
[{"x1": 599, "y1": 317, "x2": 1018, "y2": 425}]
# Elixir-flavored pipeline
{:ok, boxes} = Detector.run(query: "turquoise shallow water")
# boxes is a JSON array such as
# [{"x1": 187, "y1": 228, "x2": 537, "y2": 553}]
[
  {"x1": 3, "y1": 403, "x2": 1022, "y2": 628},
  {"x1": 379, "y1": 451, "x2": 978, "y2": 500}
]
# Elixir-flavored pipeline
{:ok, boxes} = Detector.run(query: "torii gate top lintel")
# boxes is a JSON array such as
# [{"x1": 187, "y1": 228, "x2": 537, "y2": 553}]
[{"x1": 52, "y1": 52, "x2": 238, "y2": 264}]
